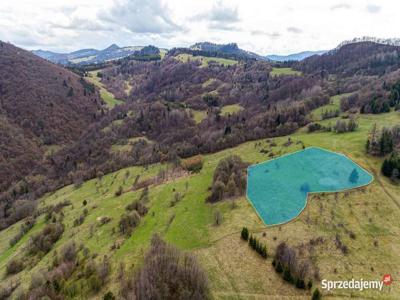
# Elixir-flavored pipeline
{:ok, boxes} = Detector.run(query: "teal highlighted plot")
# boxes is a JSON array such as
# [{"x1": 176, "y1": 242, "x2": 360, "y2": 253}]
[{"x1": 246, "y1": 147, "x2": 373, "y2": 226}]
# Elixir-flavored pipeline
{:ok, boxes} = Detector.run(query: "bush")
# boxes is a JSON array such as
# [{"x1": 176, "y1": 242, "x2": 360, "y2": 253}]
[
  {"x1": 275, "y1": 261, "x2": 283, "y2": 273},
  {"x1": 104, "y1": 291, "x2": 115, "y2": 300},
  {"x1": 73, "y1": 214, "x2": 85, "y2": 227},
  {"x1": 381, "y1": 152, "x2": 400, "y2": 180},
  {"x1": 28, "y1": 222, "x2": 64, "y2": 255},
  {"x1": 208, "y1": 155, "x2": 247, "y2": 202},
  {"x1": 241, "y1": 227, "x2": 249, "y2": 240},
  {"x1": 118, "y1": 211, "x2": 141, "y2": 235},
  {"x1": 307, "y1": 123, "x2": 322, "y2": 133},
  {"x1": 296, "y1": 278, "x2": 306, "y2": 289},
  {"x1": 283, "y1": 267, "x2": 294, "y2": 283},
  {"x1": 6, "y1": 258, "x2": 24, "y2": 275},
  {"x1": 122, "y1": 234, "x2": 209, "y2": 299},
  {"x1": 9, "y1": 217, "x2": 36, "y2": 246},
  {"x1": 126, "y1": 200, "x2": 148, "y2": 216},
  {"x1": 181, "y1": 155, "x2": 204, "y2": 173},
  {"x1": 312, "y1": 288, "x2": 321, "y2": 300},
  {"x1": 115, "y1": 186, "x2": 123, "y2": 196}
]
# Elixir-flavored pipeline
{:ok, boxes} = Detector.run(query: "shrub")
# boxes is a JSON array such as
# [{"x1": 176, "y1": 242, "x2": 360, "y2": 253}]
[
  {"x1": 181, "y1": 155, "x2": 204, "y2": 173},
  {"x1": 307, "y1": 123, "x2": 322, "y2": 133},
  {"x1": 126, "y1": 200, "x2": 148, "y2": 216},
  {"x1": 241, "y1": 227, "x2": 249, "y2": 241},
  {"x1": 276, "y1": 261, "x2": 283, "y2": 273},
  {"x1": 121, "y1": 234, "x2": 209, "y2": 299},
  {"x1": 9, "y1": 217, "x2": 36, "y2": 246},
  {"x1": 381, "y1": 152, "x2": 400, "y2": 180},
  {"x1": 312, "y1": 288, "x2": 321, "y2": 300},
  {"x1": 115, "y1": 186, "x2": 123, "y2": 197},
  {"x1": 6, "y1": 258, "x2": 24, "y2": 275},
  {"x1": 208, "y1": 155, "x2": 247, "y2": 202},
  {"x1": 296, "y1": 278, "x2": 306, "y2": 289},
  {"x1": 104, "y1": 291, "x2": 115, "y2": 300},
  {"x1": 283, "y1": 267, "x2": 294, "y2": 283},
  {"x1": 118, "y1": 211, "x2": 140, "y2": 235},
  {"x1": 28, "y1": 222, "x2": 64, "y2": 255},
  {"x1": 307, "y1": 280, "x2": 313, "y2": 289},
  {"x1": 73, "y1": 214, "x2": 85, "y2": 227}
]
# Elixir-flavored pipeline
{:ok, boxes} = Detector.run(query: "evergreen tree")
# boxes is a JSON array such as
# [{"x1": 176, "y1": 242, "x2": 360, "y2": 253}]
[
  {"x1": 276, "y1": 261, "x2": 283, "y2": 273},
  {"x1": 249, "y1": 235, "x2": 254, "y2": 248},
  {"x1": 312, "y1": 288, "x2": 321, "y2": 300},
  {"x1": 263, "y1": 245, "x2": 267, "y2": 258},
  {"x1": 283, "y1": 267, "x2": 293, "y2": 283},
  {"x1": 307, "y1": 280, "x2": 313, "y2": 290},
  {"x1": 295, "y1": 278, "x2": 305, "y2": 289},
  {"x1": 379, "y1": 128, "x2": 393, "y2": 155},
  {"x1": 349, "y1": 168, "x2": 359, "y2": 183},
  {"x1": 241, "y1": 227, "x2": 249, "y2": 241}
]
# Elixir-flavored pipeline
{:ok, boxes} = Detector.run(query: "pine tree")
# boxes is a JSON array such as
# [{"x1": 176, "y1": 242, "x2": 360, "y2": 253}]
[
  {"x1": 307, "y1": 280, "x2": 313, "y2": 290},
  {"x1": 276, "y1": 261, "x2": 283, "y2": 273},
  {"x1": 262, "y1": 245, "x2": 267, "y2": 258},
  {"x1": 349, "y1": 168, "x2": 359, "y2": 183},
  {"x1": 241, "y1": 227, "x2": 249, "y2": 241},
  {"x1": 312, "y1": 288, "x2": 321, "y2": 300},
  {"x1": 295, "y1": 278, "x2": 305, "y2": 289},
  {"x1": 283, "y1": 267, "x2": 293, "y2": 283}
]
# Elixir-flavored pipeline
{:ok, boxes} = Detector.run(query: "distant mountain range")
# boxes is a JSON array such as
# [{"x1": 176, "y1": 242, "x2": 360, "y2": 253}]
[
  {"x1": 265, "y1": 50, "x2": 328, "y2": 62},
  {"x1": 33, "y1": 37, "x2": 400, "y2": 66},
  {"x1": 32, "y1": 44, "x2": 162, "y2": 65}
]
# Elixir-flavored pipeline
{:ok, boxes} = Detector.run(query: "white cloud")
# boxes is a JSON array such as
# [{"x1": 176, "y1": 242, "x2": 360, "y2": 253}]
[{"x1": 0, "y1": 0, "x2": 398, "y2": 55}]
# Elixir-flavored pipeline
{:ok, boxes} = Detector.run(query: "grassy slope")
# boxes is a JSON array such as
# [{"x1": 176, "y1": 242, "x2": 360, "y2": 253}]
[
  {"x1": 176, "y1": 54, "x2": 238, "y2": 67},
  {"x1": 1, "y1": 108, "x2": 399, "y2": 299},
  {"x1": 191, "y1": 109, "x2": 208, "y2": 124},
  {"x1": 271, "y1": 67, "x2": 302, "y2": 77},
  {"x1": 221, "y1": 104, "x2": 244, "y2": 116},
  {"x1": 87, "y1": 71, "x2": 124, "y2": 108},
  {"x1": 311, "y1": 93, "x2": 352, "y2": 121}
]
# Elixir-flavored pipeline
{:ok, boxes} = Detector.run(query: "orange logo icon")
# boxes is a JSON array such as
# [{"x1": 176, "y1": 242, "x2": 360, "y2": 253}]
[{"x1": 382, "y1": 274, "x2": 392, "y2": 286}]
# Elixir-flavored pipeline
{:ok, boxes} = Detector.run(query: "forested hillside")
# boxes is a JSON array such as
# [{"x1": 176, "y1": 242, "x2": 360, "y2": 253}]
[{"x1": 0, "y1": 42, "x2": 103, "y2": 228}]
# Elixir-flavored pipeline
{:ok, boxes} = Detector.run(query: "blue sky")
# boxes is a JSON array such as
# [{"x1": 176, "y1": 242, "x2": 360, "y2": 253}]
[{"x1": 0, "y1": 0, "x2": 396, "y2": 55}]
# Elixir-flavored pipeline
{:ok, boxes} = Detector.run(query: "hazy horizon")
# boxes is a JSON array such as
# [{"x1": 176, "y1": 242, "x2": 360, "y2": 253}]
[{"x1": 1, "y1": 0, "x2": 399, "y2": 55}]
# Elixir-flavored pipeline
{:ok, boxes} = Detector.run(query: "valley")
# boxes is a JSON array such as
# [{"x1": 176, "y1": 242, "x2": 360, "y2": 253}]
[
  {"x1": 1, "y1": 36, "x2": 400, "y2": 299},
  {"x1": 1, "y1": 101, "x2": 399, "y2": 298}
]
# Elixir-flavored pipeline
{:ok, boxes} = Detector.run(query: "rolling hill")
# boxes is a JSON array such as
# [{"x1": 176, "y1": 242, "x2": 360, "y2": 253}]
[
  {"x1": 190, "y1": 42, "x2": 267, "y2": 61},
  {"x1": 0, "y1": 41, "x2": 102, "y2": 209},
  {"x1": 1, "y1": 37, "x2": 400, "y2": 299},
  {"x1": 297, "y1": 41, "x2": 400, "y2": 76},
  {"x1": 33, "y1": 44, "x2": 164, "y2": 66}
]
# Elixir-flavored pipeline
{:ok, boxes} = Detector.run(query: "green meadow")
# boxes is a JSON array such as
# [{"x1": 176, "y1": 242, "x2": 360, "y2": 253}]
[
  {"x1": 1, "y1": 103, "x2": 399, "y2": 298},
  {"x1": 87, "y1": 71, "x2": 124, "y2": 108}
]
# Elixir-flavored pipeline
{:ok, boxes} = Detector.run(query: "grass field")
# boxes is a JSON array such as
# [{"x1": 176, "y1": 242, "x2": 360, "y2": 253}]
[
  {"x1": 176, "y1": 54, "x2": 238, "y2": 67},
  {"x1": 191, "y1": 109, "x2": 208, "y2": 124},
  {"x1": 311, "y1": 93, "x2": 352, "y2": 121},
  {"x1": 87, "y1": 71, "x2": 124, "y2": 108},
  {"x1": 271, "y1": 67, "x2": 302, "y2": 77},
  {"x1": 1, "y1": 106, "x2": 399, "y2": 298},
  {"x1": 221, "y1": 104, "x2": 244, "y2": 116}
]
